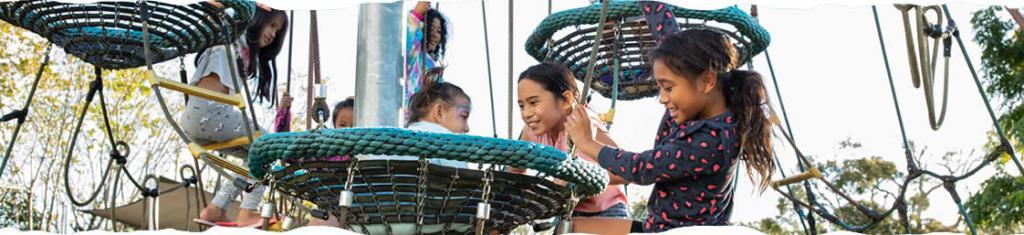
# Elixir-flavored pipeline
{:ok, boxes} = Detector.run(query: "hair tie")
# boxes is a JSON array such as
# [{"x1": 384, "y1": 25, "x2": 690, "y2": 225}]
[{"x1": 718, "y1": 70, "x2": 734, "y2": 81}]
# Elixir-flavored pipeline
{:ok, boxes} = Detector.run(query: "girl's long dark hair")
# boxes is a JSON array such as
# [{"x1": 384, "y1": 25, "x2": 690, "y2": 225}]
[
  {"x1": 245, "y1": 9, "x2": 289, "y2": 104},
  {"x1": 196, "y1": 8, "x2": 289, "y2": 105},
  {"x1": 650, "y1": 29, "x2": 775, "y2": 192},
  {"x1": 422, "y1": 9, "x2": 448, "y2": 60}
]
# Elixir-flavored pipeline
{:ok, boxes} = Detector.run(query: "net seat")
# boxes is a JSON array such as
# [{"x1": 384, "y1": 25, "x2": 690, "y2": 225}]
[
  {"x1": 248, "y1": 128, "x2": 610, "y2": 234},
  {"x1": 526, "y1": 1, "x2": 770, "y2": 100}
]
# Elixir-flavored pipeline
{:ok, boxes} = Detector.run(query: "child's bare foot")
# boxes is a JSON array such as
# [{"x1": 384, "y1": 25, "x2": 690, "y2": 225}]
[
  {"x1": 199, "y1": 205, "x2": 229, "y2": 222},
  {"x1": 234, "y1": 208, "x2": 262, "y2": 226}
]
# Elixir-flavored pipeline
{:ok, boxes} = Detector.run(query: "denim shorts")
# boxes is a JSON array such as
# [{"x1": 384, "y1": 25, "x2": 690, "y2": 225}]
[{"x1": 572, "y1": 202, "x2": 629, "y2": 218}]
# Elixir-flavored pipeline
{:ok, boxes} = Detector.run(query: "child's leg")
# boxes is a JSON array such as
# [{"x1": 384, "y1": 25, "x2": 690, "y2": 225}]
[
  {"x1": 181, "y1": 99, "x2": 252, "y2": 146},
  {"x1": 200, "y1": 177, "x2": 241, "y2": 222}
]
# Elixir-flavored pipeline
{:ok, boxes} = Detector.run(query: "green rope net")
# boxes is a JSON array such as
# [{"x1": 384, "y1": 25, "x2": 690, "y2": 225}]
[
  {"x1": 526, "y1": 1, "x2": 770, "y2": 100},
  {"x1": 0, "y1": 0, "x2": 255, "y2": 69},
  {"x1": 248, "y1": 128, "x2": 610, "y2": 197}
]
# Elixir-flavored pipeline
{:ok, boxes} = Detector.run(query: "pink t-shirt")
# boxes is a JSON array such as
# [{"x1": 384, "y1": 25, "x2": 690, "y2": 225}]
[{"x1": 521, "y1": 118, "x2": 627, "y2": 213}]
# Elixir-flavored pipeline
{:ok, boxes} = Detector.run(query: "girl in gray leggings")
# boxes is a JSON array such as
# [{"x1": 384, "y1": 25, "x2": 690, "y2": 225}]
[{"x1": 184, "y1": 6, "x2": 289, "y2": 227}]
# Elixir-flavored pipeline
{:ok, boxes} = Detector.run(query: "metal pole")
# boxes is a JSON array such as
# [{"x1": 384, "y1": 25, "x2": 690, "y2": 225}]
[
  {"x1": 355, "y1": 2, "x2": 403, "y2": 127},
  {"x1": 507, "y1": 0, "x2": 513, "y2": 139}
]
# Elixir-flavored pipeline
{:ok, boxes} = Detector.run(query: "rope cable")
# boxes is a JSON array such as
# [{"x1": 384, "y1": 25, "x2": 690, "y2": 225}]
[
  {"x1": 481, "y1": 1, "x2": 498, "y2": 138},
  {"x1": 0, "y1": 44, "x2": 52, "y2": 182}
]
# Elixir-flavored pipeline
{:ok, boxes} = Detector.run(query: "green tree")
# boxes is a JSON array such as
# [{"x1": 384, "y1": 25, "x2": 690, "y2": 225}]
[
  {"x1": 973, "y1": 6, "x2": 1024, "y2": 151},
  {"x1": 966, "y1": 6, "x2": 1024, "y2": 234},
  {"x1": 749, "y1": 140, "x2": 965, "y2": 234},
  {"x1": 964, "y1": 173, "x2": 1024, "y2": 234},
  {"x1": 0, "y1": 19, "x2": 186, "y2": 231}
]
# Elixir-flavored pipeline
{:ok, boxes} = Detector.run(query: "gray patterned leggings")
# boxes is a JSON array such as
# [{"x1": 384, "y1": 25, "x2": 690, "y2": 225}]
[{"x1": 181, "y1": 98, "x2": 266, "y2": 210}]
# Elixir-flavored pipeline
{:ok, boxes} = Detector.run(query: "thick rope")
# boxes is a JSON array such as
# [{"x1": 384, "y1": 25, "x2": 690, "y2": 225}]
[{"x1": 578, "y1": 0, "x2": 611, "y2": 106}]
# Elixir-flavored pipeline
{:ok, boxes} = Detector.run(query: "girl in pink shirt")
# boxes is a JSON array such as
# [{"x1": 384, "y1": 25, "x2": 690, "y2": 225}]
[{"x1": 516, "y1": 62, "x2": 629, "y2": 218}]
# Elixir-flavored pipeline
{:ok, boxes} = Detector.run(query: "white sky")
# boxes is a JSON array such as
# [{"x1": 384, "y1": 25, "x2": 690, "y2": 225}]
[{"x1": 168, "y1": 0, "x2": 1020, "y2": 228}]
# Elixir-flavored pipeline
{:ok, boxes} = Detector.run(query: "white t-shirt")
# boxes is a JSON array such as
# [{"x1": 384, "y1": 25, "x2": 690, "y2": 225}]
[{"x1": 190, "y1": 38, "x2": 248, "y2": 95}]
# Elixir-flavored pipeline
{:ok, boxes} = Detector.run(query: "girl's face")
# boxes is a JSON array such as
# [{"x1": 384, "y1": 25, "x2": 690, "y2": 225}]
[
  {"x1": 428, "y1": 18, "x2": 442, "y2": 52},
  {"x1": 434, "y1": 97, "x2": 471, "y2": 134},
  {"x1": 653, "y1": 59, "x2": 713, "y2": 124},
  {"x1": 334, "y1": 108, "x2": 353, "y2": 128},
  {"x1": 518, "y1": 79, "x2": 571, "y2": 136},
  {"x1": 257, "y1": 14, "x2": 286, "y2": 48}
]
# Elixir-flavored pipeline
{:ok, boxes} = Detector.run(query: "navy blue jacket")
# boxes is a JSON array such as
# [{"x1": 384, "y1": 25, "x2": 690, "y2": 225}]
[{"x1": 598, "y1": 110, "x2": 740, "y2": 232}]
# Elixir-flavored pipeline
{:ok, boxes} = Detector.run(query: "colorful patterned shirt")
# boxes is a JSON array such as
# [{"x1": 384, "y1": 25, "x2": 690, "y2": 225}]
[
  {"x1": 597, "y1": 110, "x2": 740, "y2": 232},
  {"x1": 404, "y1": 10, "x2": 438, "y2": 103}
]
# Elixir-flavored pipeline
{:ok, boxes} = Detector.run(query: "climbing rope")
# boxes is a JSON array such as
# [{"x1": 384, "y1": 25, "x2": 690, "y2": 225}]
[
  {"x1": 481, "y1": 1, "x2": 498, "y2": 138},
  {"x1": 308, "y1": 11, "x2": 329, "y2": 129},
  {"x1": 767, "y1": 6, "x2": 1016, "y2": 234},
  {"x1": 894, "y1": 4, "x2": 953, "y2": 131},
  {"x1": 0, "y1": 44, "x2": 51, "y2": 182},
  {"x1": 748, "y1": 6, "x2": 814, "y2": 234},
  {"x1": 939, "y1": 4, "x2": 1024, "y2": 174}
]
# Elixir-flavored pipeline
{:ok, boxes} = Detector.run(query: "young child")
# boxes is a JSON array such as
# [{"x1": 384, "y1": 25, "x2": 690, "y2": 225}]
[
  {"x1": 333, "y1": 96, "x2": 355, "y2": 128},
  {"x1": 344, "y1": 68, "x2": 473, "y2": 233},
  {"x1": 563, "y1": 29, "x2": 776, "y2": 232},
  {"x1": 405, "y1": 1, "x2": 450, "y2": 101},
  {"x1": 180, "y1": 5, "x2": 289, "y2": 227},
  {"x1": 516, "y1": 62, "x2": 629, "y2": 218},
  {"x1": 403, "y1": 68, "x2": 470, "y2": 169},
  {"x1": 305, "y1": 96, "x2": 355, "y2": 227}
]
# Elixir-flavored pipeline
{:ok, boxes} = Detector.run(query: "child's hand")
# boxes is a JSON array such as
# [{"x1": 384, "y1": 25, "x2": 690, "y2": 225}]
[
  {"x1": 564, "y1": 105, "x2": 594, "y2": 146},
  {"x1": 414, "y1": 1, "x2": 431, "y2": 14}
]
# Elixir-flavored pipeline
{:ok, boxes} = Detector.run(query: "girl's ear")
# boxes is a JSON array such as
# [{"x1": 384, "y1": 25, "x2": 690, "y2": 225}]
[
  {"x1": 561, "y1": 90, "x2": 575, "y2": 112},
  {"x1": 701, "y1": 70, "x2": 718, "y2": 94},
  {"x1": 431, "y1": 102, "x2": 445, "y2": 122}
]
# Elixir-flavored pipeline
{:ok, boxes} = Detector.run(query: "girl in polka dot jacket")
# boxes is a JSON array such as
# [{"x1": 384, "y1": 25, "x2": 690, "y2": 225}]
[{"x1": 564, "y1": 29, "x2": 777, "y2": 232}]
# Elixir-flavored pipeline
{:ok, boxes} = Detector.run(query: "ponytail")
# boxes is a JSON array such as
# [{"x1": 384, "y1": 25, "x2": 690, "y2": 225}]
[{"x1": 719, "y1": 70, "x2": 774, "y2": 192}]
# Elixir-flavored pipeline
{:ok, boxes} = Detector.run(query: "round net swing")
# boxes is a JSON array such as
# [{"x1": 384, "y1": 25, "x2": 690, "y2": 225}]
[
  {"x1": 525, "y1": 1, "x2": 770, "y2": 100},
  {"x1": 0, "y1": 0, "x2": 254, "y2": 69},
  {"x1": 0, "y1": 0, "x2": 260, "y2": 228},
  {"x1": 247, "y1": 128, "x2": 610, "y2": 234}
]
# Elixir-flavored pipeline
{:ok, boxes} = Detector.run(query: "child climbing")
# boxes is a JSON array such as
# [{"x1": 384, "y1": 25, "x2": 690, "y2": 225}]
[
  {"x1": 405, "y1": 1, "x2": 450, "y2": 102},
  {"x1": 180, "y1": 4, "x2": 289, "y2": 227},
  {"x1": 516, "y1": 62, "x2": 630, "y2": 219},
  {"x1": 563, "y1": 29, "x2": 776, "y2": 232}
]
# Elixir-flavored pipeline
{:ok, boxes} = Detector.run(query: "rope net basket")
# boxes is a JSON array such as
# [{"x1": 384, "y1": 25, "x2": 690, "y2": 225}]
[
  {"x1": 0, "y1": 0, "x2": 255, "y2": 69},
  {"x1": 526, "y1": 1, "x2": 770, "y2": 100},
  {"x1": 248, "y1": 128, "x2": 610, "y2": 234}
]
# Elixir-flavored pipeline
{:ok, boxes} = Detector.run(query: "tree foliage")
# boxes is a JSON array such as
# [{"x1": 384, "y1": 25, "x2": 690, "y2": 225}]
[
  {"x1": 746, "y1": 140, "x2": 964, "y2": 234},
  {"x1": 973, "y1": 6, "x2": 1024, "y2": 149},
  {"x1": 0, "y1": 20, "x2": 188, "y2": 231}
]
